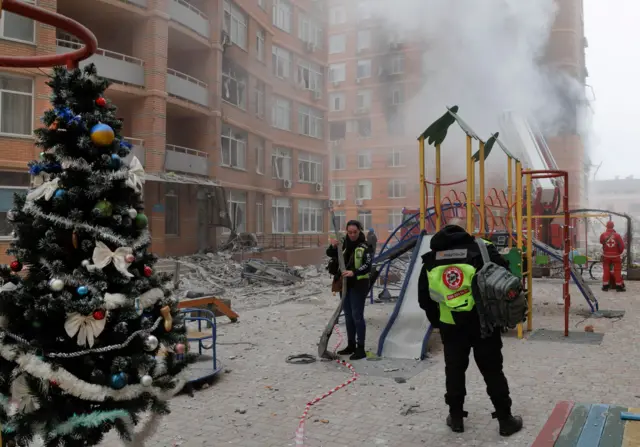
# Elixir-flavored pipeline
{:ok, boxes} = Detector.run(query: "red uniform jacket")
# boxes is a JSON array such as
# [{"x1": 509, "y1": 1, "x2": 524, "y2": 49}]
[{"x1": 600, "y1": 230, "x2": 625, "y2": 258}]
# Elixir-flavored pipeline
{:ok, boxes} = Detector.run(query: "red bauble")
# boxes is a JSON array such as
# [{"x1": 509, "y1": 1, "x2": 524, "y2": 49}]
[
  {"x1": 143, "y1": 266, "x2": 152, "y2": 277},
  {"x1": 50, "y1": 380, "x2": 58, "y2": 386},
  {"x1": 9, "y1": 260, "x2": 22, "y2": 272},
  {"x1": 95, "y1": 97, "x2": 107, "y2": 107},
  {"x1": 92, "y1": 310, "x2": 106, "y2": 320}
]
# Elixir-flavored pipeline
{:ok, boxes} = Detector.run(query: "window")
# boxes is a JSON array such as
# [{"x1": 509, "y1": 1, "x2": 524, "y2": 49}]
[
  {"x1": 391, "y1": 85, "x2": 404, "y2": 104},
  {"x1": 329, "y1": 63, "x2": 346, "y2": 83},
  {"x1": 388, "y1": 210, "x2": 403, "y2": 232},
  {"x1": 388, "y1": 112, "x2": 405, "y2": 135},
  {"x1": 388, "y1": 148, "x2": 403, "y2": 167},
  {"x1": 222, "y1": 58, "x2": 247, "y2": 109},
  {"x1": 221, "y1": 125, "x2": 247, "y2": 169},
  {"x1": 357, "y1": 151, "x2": 372, "y2": 169},
  {"x1": 1, "y1": 0, "x2": 35, "y2": 43},
  {"x1": 357, "y1": 180, "x2": 372, "y2": 200},
  {"x1": 298, "y1": 199, "x2": 324, "y2": 233},
  {"x1": 357, "y1": 2, "x2": 373, "y2": 20},
  {"x1": 330, "y1": 121, "x2": 346, "y2": 141},
  {"x1": 272, "y1": 197, "x2": 292, "y2": 233},
  {"x1": 254, "y1": 80, "x2": 265, "y2": 118},
  {"x1": 0, "y1": 171, "x2": 29, "y2": 237},
  {"x1": 226, "y1": 190, "x2": 247, "y2": 233},
  {"x1": 272, "y1": 0, "x2": 292, "y2": 32},
  {"x1": 330, "y1": 6, "x2": 346, "y2": 25},
  {"x1": 331, "y1": 181, "x2": 346, "y2": 200},
  {"x1": 356, "y1": 59, "x2": 372, "y2": 79},
  {"x1": 297, "y1": 59, "x2": 323, "y2": 92},
  {"x1": 255, "y1": 139, "x2": 264, "y2": 174},
  {"x1": 223, "y1": 0, "x2": 247, "y2": 49},
  {"x1": 331, "y1": 151, "x2": 346, "y2": 170},
  {"x1": 258, "y1": 0, "x2": 265, "y2": 9},
  {"x1": 298, "y1": 14, "x2": 323, "y2": 49},
  {"x1": 298, "y1": 152, "x2": 323, "y2": 184},
  {"x1": 272, "y1": 46, "x2": 291, "y2": 79},
  {"x1": 329, "y1": 34, "x2": 346, "y2": 54},
  {"x1": 255, "y1": 193, "x2": 264, "y2": 233},
  {"x1": 330, "y1": 93, "x2": 345, "y2": 111},
  {"x1": 358, "y1": 211, "x2": 372, "y2": 230},
  {"x1": 0, "y1": 74, "x2": 33, "y2": 136},
  {"x1": 388, "y1": 180, "x2": 406, "y2": 198},
  {"x1": 298, "y1": 105, "x2": 323, "y2": 139},
  {"x1": 357, "y1": 30, "x2": 371, "y2": 52},
  {"x1": 390, "y1": 54, "x2": 405, "y2": 74},
  {"x1": 165, "y1": 189, "x2": 179, "y2": 236},
  {"x1": 272, "y1": 147, "x2": 292, "y2": 180},
  {"x1": 356, "y1": 90, "x2": 372, "y2": 109},
  {"x1": 271, "y1": 96, "x2": 291, "y2": 130},
  {"x1": 357, "y1": 118, "x2": 372, "y2": 138},
  {"x1": 256, "y1": 29, "x2": 265, "y2": 61},
  {"x1": 331, "y1": 210, "x2": 346, "y2": 232}
]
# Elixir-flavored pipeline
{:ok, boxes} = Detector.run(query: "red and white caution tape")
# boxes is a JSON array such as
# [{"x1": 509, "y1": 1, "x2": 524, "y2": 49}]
[{"x1": 294, "y1": 326, "x2": 359, "y2": 446}]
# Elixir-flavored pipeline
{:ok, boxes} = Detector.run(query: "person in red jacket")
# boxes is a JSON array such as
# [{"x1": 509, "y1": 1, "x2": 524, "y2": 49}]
[{"x1": 600, "y1": 221, "x2": 625, "y2": 292}]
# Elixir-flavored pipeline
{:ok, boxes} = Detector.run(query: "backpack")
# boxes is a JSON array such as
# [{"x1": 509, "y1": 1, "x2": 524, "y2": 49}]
[
  {"x1": 474, "y1": 238, "x2": 527, "y2": 337},
  {"x1": 326, "y1": 257, "x2": 339, "y2": 276}
]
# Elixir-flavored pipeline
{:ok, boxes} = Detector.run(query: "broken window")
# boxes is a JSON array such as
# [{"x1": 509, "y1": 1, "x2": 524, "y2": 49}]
[
  {"x1": 330, "y1": 121, "x2": 346, "y2": 141},
  {"x1": 222, "y1": 58, "x2": 247, "y2": 109},
  {"x1": 357, "y1": 118, "x2": 372, "y2": 138}
]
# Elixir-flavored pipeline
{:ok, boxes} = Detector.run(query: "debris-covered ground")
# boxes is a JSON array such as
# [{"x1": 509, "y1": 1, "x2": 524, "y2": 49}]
[{"x1": 165, "y1": 252, "x2": 331, "y2": 311}]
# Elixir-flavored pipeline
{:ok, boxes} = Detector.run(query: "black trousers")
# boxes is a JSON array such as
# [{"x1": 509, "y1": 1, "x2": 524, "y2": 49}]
[{"x1": 439, "y1": 313, "x2": 512, "y2": 419}]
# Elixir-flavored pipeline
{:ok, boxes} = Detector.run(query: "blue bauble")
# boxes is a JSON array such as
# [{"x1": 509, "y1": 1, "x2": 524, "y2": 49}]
[
  {"x1": 29, "y1": 165, "x2": 41, "y2": 176},
  {"x1": 111, "y1": 153, "x2": 121, "y2": 169},
  {"x1": 76, "y1": 285, "x2": 89, "y2": 296},
  {"x1": 90, "y1": 123, "x2": 115, "y2": 147},
  {"x1": 110, "y1": 372, "x2": 127, "y2": 390},
  {"x1": 54, "y1": 189, "x2": 65, "y2": 199},
  {"x1": 120, "y1": 140, "x2": 132, "y2": 150}
]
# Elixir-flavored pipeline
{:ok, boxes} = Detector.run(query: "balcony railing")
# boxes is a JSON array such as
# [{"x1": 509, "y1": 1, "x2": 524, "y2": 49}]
[
  {"x1": 166, "y1": 68, "x2": 209, "y2": 107},
  {"x1": 122, "y1": 137, "x2": 145, "y2": 167},
  {"x1": 169, "y1": 0, "x2": 210, "y2": 38},
  {"x1": 254, "y1": 233, "x2": 327, "y2": 250},
  {"x1": 57, "y1": 38, "x2": 145, "y2": 87},
  {"x1": 165, "y1": 144, "x2": 209, "y2": 176}
]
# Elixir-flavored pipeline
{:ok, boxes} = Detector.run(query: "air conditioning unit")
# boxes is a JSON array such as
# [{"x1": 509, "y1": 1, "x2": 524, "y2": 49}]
[
  {"x1": 354, "y1": 107, "x2": 368, "y2": 115},
  {"x1": 283, "y1": 179, "x2": 293, "y2": 189},
  {"x1": 315, "y1": 183, "x2": 323, "y2": 192},
  {"x1": 355, "y1": 199, "x2": 364, "y2": 206},
  {"x1": 305, "y1": 41, "x2": 316, "y2": 52},
  {"x1": 313, "y1": 90, "x2": 322, "y2": 100},
  {"x1": 221, "y1": 31, "x2": 231, "y2": 48}
]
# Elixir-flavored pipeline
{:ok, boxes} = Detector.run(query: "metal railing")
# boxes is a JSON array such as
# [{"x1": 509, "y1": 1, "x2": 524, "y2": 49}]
[
  {"x1": 123, "y1": 136, "x2": 144, "y2": 147},
  {"x1": 57, "y1": 37, "x2": 144, "y2": 66},
  {"x1": 254, "y1": 233, "x2": 328, "y2": 250},
  {"x1": 166, "y1": 68, "x2": 208, "y2": 88},
  {"x1": 172, "y1": 0, "x2": 208, "y2": 19},
  {"x1": 165, "y1": 144, "x2": 209, "y2": 158}
]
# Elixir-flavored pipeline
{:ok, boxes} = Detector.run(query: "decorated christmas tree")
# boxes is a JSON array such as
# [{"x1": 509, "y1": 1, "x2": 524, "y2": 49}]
[{"x1": 0, "y1": 64, "x2": 192, "y2": 446}]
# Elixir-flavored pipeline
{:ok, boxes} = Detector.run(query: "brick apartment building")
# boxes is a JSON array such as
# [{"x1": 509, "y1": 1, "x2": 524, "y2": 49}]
[
  {"x1": 327, "y1": 0, "x2": 589, "y2": 239},
  {"x1": 0, "y1": 0, "x2": 331, "y2": 265}
]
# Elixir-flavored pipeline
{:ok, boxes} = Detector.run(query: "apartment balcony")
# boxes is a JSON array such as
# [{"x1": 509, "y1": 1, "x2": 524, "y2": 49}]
[
  {"x1": 165, "y1": 144, "x2": 209, "y2": 176},
  {"x1": 57, "y1": 38, "x2": 144, "y2": 87},
  {"x1": 122, "y1": 137, "x2": 145, "y2": 167},
  {"x1": 166, "y1": 69, "x2": 209, "y2": 107},
  {"x1": 169, "y1": 0, "x2": 210, "y2": 38}
]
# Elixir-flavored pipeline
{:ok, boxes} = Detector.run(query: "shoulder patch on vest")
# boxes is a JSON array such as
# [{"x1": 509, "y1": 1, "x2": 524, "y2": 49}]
[{"x1": 435, "y1": 249, "x2": 468, "y2": 260}]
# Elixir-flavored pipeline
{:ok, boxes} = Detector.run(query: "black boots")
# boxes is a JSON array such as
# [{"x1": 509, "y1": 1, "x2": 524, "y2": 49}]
[
  {"x1": 446, "y1": 413, "x2": 467, "y2": 433},
  {"x1": 616, "y1": 284, "x2": 626, "y2": 292},
  {"x1": 602, "y1": 285, "x2": 609, "y2": 291},
  {"x1": 349, "y1": 344, "x2": 366, "y2": 361},
  {"x1": 337, "y1": 342, "x2": 355, "y2": 356},
  {"x1": 497, "y1": 414, "x2": 524, "y2": 436}
]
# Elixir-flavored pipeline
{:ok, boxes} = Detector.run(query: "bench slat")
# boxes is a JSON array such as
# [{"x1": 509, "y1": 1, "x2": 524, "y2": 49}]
[
  {"x1": 600, "y1": 406, "x2": 628, "y2": 447},
  {"x1": 576, "y1": 404, "x2": 608, "y2": 447},
  {"x1": 531, "y1": 401, "x2": 574, "y2": 447},
  {"x1": 555, "y1": 403, "x2": 591, "y2": 447},
  {"x1": 623, "y1": 407, "x2": 640, "y2": 447}
]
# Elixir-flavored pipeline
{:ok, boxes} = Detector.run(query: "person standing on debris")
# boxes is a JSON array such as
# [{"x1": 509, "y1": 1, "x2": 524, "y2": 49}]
[
  {"x1": 327, "y1": 220, "x2": 372, "y2": 360},
  {"x1": 600, "y1": 220, "x2": 626, "y2": 292},
  {"x1": 417, "y1": 218, "x2": 523, "y2": 436},
  {"x1": 366, "y1": 228, "x2": 378, "y2": 255}
]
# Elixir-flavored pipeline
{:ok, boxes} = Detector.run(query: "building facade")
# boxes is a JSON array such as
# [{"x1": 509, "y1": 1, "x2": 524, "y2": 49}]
[{"x1": 0, "y1": 0, "x2": 330, "y2": 264}]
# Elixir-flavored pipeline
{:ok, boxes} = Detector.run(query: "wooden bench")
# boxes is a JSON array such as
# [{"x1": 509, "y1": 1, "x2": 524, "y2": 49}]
[
  {"x1": 177, "y1": 296, "x2": 238, "y2": 323},
  {"x1": 532, "y1": 401, "x2": 640, "y2": 447}
]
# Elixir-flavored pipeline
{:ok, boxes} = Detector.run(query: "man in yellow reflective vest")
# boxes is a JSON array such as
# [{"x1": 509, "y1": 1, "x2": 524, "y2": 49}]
[
  {"x1": 327, "y1": 220, "x2": 373, "y2": 360},
  {"x1": 418, "y1": 219, "x2": 523, "y2": 436}
]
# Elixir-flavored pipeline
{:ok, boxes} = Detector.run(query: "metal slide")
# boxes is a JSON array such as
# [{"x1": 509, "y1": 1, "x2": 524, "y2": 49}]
[
  {"x1": 377, "y1": 231, "x2": 434, "y2": 360},
  {"x1": 532, "y1": 239, "x2": 599, "y2": 312}
]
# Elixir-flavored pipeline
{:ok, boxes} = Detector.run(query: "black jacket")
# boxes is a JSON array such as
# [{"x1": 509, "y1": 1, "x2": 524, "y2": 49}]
[
  {"x1": 417, "y1": 226, "x2": 510, "y2": 328},
  {"x1": 326, "y1": 233, "x2": 372, "y2": 289}
]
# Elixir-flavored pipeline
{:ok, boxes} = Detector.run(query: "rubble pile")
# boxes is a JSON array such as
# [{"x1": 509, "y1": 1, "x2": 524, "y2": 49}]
[{"x1": 168, "y1": 252, "x2": 330, "y2": 310}]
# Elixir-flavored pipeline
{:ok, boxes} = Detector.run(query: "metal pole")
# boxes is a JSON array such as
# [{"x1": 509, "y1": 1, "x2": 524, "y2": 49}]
[
  {"x1": 479, "y1": 141, "x2": 485, "y2": 236},
  {"x1": 435, "y1": 143, "x2": 441, "y2": 232},
  {"x1": 526, "y1": 174, "x2": 533, "y2": 333},
  {"x1": 419, "y1": 137, "x2": 425, "y2": 231},
  {"x1": 466, "y1": 135, "x2": 473, "y2": 232},
  {"x1": 562, "y1": 173, "x2": 570, "y2": 337},
  {"x1": 507, "y1": 157, "x2": 513, "y2": 248},
  {"x1": 515, "y1": 161, "x2": 523, "y2": 339}
]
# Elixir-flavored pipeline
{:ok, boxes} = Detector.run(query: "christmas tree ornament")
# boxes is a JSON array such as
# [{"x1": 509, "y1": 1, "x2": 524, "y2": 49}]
[
  {"x1": 92, "y1": 241, "x2": 134, "y2": 278},
  {"x1": 64, "y1": 311, "x2": 107, "y2": 347},
  {"x1": 81, "y1": 259, "x2": 90, "y2": 267},
  {"x1": 140, "y1": 375, "x2": 153, "y2": 387},
  {"x1": 143, "y1": 335, "x2": 159, "y2": 351},
  {"x1": 94, "y1": 199, "x2": 113, "y2": 217},
  {"x1": 39, "y1": 152, "x2": 45, "y2": 160},
  {"x1": 6, "y1": 210, "x2": 15, "y2": 221},
  {"x1": 128, "y1": 208, "x2": 138, "y2": 219},
  {"x1": 9, "y1": 260, "x2": 22, "y2": 272},
  {"x1": 143, "y1": 266, "x2": 152, "y2": 277},
  {"x1": 26, "y1": 177, "x2": 60, "y2": 202},
  {"x1": 48, "y1": 120, "x2": 59, "y2": 131},
  {"x1": 90, "y1": 123, "x2": 115, "y2": 147},
  {"x1": 126, "y1": 156, "x2": 145, "y2": 192},
  {"x1": 175, "y1": 343, "x2": 185, "y2": 361},
  {"x1": 48, "y1": 278, "x2": 64, "y2": 292},
  {"x1": 134, "y1": 297, "x2": 143, "y2": 316},
  {"x1": 125, "y1": 254, "x2": 135, "y2": 263},
  {"x1": 135, "y1": 212, "x2": 148, "y2": 229},
  {"x1": 76, "y1": 286, "x2": 89, "y2": 296},
  {"x1": 92, "y1": 309, "x2": 106, "y2": 320},
  {"x1": 72, "y1": 229, "x2": 79, "y2": 249},
  {"x1": 29, "y1": 165, "x2": 42, "y2": 176},
  {"x1": 95, "y1": 97, "x2": 107, "y2": 107},
  {"x1": 120, "y1": 139, "x2": 133, "y2": 150},
  {"x1": 110, "y1": 153, "x2": 121, "y2": 169},
  {"x1": 160, "y1": 305, "x2": 173, "y2": 331},
  {"x1": 110, "y1": 372, "x2": 127, "y2": 390},
  {"x1": 54, "y1": 189, "x2": 65, "y2": 199}
]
